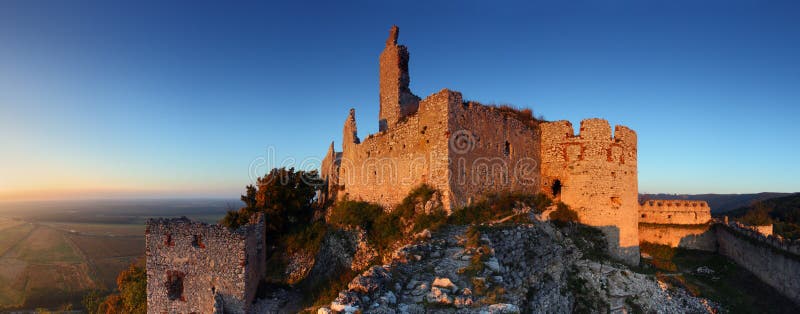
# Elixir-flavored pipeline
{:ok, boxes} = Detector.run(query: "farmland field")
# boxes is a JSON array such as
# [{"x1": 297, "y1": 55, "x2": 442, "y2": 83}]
[{"x1": 0, "y1": 198, "x2": 232, "y2": 311}]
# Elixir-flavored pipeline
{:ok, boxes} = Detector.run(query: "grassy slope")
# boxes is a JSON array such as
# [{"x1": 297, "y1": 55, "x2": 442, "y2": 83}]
[{"x1": 641, "y1": 244, "x2": 800, "y2": 313}]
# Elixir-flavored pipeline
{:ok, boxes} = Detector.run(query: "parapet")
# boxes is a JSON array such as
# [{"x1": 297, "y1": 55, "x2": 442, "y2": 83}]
[
  {"x1": 541, "y1": 118, "x2": 636, "y2": 145},
  {"x1": 639, "y1": 200, "x2": 711, "y2": 225},
  {"x1": 579, "y1": 118, "x2": 611, "y2": 141},
  {"x1": 641, "y1": 200, "x2": 710, "y2": 211}
]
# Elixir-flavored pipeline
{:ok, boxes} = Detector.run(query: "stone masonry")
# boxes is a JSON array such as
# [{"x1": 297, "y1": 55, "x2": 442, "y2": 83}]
[
  {"x1": 637, "y1": 200, "x2": 716, "y2": 251},
  {"x1": 639, "y1": 200, "x2": 711, "y2": 225},
  {"x1": 146, "y1": 214, "x2": 266, "y2": 314},
  {"x1": 539, "y1": 119, "x2": 640, "y2": 264},
  {"x1": 321, "y1": 26, "x2": 640, "y2": 264}
]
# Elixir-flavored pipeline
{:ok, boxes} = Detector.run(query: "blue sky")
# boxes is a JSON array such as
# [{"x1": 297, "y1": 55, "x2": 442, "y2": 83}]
[{"x1": 0, "y1": 0, "x2": 798, "y2": 200}]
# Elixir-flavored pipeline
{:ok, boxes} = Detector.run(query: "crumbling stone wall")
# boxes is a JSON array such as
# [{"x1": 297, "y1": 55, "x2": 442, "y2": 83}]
[
  {"x1": 320, "y1": 142, "x2": 342, "y2": 205},
  {"x1": 637, "y1": 200, "x2": 715, "y2": 250},
  {"x1": 379, "y1": 25, "x2": 420, "y2": 132},
  {"x1": 337, "y1": 89, "x2": 454, "y2": 210},
  {"x1": 539, "y1": 119, "x2": 639, "y2": 264},
  {"x1": 716, "y1": 222, "x2": 800, "y2": 305},
  {"x1": 325, "y1": 26, "x2": 642, "y2": 266},
  {"x1": 639, "y1": 200, "x2": 711, "y2": 225},
  {"x1": 146, "y1": 215, "x2": 265, "y2": 314},
  {"x1": 638, "y1": 224, "x2": 717, "y2": 251},
  {"x1": 447, "y1": 101, "x2": 541, "y2": 208}
]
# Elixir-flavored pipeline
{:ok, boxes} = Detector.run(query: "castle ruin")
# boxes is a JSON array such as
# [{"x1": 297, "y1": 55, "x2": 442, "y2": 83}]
[
  {"x1": 145, "y1": 215, "x2": 266, "y2": 313},
  {"x1": 321, "y1": 26, "x2": 640, "y2": 264},
  {"x1": 145, "y1": 26, "x2": 800, "y2": 312}
]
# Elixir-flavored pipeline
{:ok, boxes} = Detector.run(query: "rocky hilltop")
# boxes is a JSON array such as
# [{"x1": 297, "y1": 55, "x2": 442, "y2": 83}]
[{"x1": 256, "y1": 207, "x2": 717, "y2": 314}]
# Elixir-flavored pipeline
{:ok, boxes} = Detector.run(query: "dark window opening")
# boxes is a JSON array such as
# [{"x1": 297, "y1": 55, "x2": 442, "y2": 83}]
[
  {"x1": 641, "y1": 214, "x2": 646, "y2": 218},
  {"x1": 166, "y1": 271, "x2": 185, "y2": 301},
  {"x1": 503, "y1": 141, "x2": 510, "y2": 157},
  {"x1": 551, "y1": 179, "x2": 562, "y2": 198},
  {"x1": 667, "y1": 215, "x2": 672, "y2": 219}
]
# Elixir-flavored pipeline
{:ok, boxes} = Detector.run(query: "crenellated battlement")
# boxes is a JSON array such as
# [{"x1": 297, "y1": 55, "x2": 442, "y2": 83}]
[
  {"x1": 639, "y1": 200, "x2": 711, "y2": 225},
  {"x1": 541, "y1": 119, "x2": 636, "y2": 147},
  {"x1": 641, "y1": 200, "x2": 710, "y2": 211}
]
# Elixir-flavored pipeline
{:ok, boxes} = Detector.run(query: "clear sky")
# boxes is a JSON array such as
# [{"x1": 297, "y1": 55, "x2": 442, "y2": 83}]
[{"x1": 1, "y1": 0, "x2": 798, "y2": 201}]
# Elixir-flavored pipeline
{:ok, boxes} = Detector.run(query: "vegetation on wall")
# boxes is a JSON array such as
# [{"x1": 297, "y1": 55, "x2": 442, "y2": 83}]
[
  {"x1": 448, "y1": 192, "x2": 552, "y2": 225},
  {"x1": 328, "y1": 184, "x2": 447, "y2": 255}
]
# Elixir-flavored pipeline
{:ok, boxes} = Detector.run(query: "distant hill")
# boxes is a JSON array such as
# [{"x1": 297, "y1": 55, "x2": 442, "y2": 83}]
[
  {"x1": 725, "y1": 193, "x2": 800, "y2": 222},
  {"x1": 639, "y1": 193, "x2": 793, "y2": 214},
  {"x1": 724, "y1": 193, "x2": 800, "y2": 240}
]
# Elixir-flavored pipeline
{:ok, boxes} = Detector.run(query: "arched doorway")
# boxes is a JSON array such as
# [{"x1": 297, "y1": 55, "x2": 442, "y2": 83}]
[{"x1": 551, "y1": 179, "x2": 562, "y2": 199}]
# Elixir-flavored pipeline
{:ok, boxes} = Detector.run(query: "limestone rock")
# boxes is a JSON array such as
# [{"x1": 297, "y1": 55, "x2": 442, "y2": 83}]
[{"x1": 487, "y1": 303, "x2": 520, "y2": 313}]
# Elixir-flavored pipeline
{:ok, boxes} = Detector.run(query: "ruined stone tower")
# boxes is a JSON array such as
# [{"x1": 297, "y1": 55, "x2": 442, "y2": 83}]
[
  {"x1": 321, "y1": 26, "x2": 640, "y2": 264},
  {"x1": 540, "y1": 119, "x2": 640, "y2": 264},
  {"x1": 379, "y1": 25, "x2": 420, "y2": 132}
]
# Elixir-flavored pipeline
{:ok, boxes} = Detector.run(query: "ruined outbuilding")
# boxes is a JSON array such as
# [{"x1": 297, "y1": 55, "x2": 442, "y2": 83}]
[{"x1": 145, "y1": 214, "x2": 266, "y2": 313}]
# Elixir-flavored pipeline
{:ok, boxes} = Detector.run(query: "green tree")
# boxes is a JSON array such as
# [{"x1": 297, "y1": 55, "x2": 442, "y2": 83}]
[
  {"x1": 740, "y1": 201, "x2": 774, "y2": 226},
  {"x1": 222, "y1": 167, "x2": 323, "y2": 233},
  {"x1": 116, "y1": 263, "x2": 146, "y2": 313},
  {"x1": 90, "y1": 261, "x2": 146, "y2": 314},
  {"x1": 82, "y1": 290, "x2": 104, "y2": 314},
  {"x1": 241, "y1": 184, "x2": 257, "y2": 210}
]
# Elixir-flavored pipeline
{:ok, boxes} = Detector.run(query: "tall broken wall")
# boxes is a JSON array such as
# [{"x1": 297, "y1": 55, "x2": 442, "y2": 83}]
[
  {"x1": 447, "y1": 102, "x2": 542, "y2": 208},
  {"x1": 146, "y1": 216, "x2": 265, "y2": 314},
  {"x1": 540, "y1": 119, "x2": 639, "y2": 264},
  {"x1": 338, "y1": 89, "x2": 456, "y2": 210}
]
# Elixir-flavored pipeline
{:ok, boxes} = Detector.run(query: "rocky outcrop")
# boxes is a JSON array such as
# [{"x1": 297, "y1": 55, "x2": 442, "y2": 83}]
[
  {"x1": 283, "y1": 227, "x2": 377, "y2": 286},
  {"x1": 318, "y1": 218, "x2": 717, "y2": 313}
]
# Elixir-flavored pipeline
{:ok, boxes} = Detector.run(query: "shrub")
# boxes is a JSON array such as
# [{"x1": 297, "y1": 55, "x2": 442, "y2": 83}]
[
  {"x1": 327, "y1": 185, "x2": 449, "y2": 256},
  {"x1": 327, "y1": 200, "x2": 384, "y2": 229},
  {"x1": 88, "y1": 260, "x2": 146, "y2": 314},
  {"x1": 738, "y1": 201, "x2": 774, "y2": 226},
  {"x1": 221, "y1": 167, "x2": 323, "y2": 235},
  {"x1": 284, "y1": 222, "x2": 328, "y2": 255},
  {"x1": 328, "y1": 200, "x2": 402, "y2": 255},
  {"x1": 449, "y1": 192, "x2": 552, "y2": 225}
]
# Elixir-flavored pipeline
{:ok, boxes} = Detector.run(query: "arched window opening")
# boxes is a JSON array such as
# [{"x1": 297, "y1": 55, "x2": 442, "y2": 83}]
[{"x1": 551, "y1": 179, "x2": 562, "y2": 198}]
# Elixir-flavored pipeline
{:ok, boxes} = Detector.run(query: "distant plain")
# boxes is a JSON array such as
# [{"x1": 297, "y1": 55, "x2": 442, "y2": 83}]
[{"x1": 0, "y1": 198, "x2": 235, "y2": 311}]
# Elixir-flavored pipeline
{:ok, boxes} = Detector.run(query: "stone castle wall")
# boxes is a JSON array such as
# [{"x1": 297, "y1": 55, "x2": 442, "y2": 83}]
[
  {"x1": 379, "y1": 25, "x2": 420, "y2": 132},
  {"x1": 146, "y1": 215, "x2": 265, "y2": 314},
  {"x1": 716, "y1": 222, "x2": 800, "y2": 305},
  {"x1": 638, "y1": 223, "x2": 717, "y2": 251},
  {"x1": 337, "y1": 89, "x2": 454, "y2": 210},
  {"x1": 325, "y1": 26, "x2": 641, "y2": 265},
  {"x1": 539, "y1": 119, "x2": 639, "y2": 264},
  {"x1": 640, "y1": 200, "x2": 711, "y2": 225},
  {"x1": 637, "y1": 200, "x2": 715, "y2": 251},
  {"x1": 447, "y1": 101, "x2": 542, "y2": 208}
]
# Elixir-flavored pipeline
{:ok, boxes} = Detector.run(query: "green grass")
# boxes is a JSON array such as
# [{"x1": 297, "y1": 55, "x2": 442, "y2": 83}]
[
  {"x1": 448, "y1": 192, "x2": 551, "y2": 225},
  {"x1": 643, "y1": 246, "x2": 800, "y2": 313}
]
